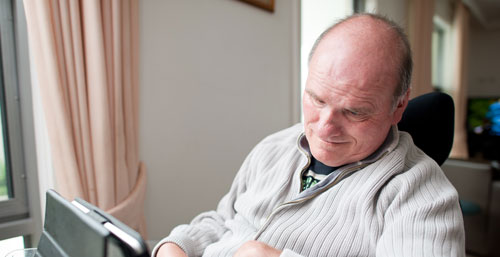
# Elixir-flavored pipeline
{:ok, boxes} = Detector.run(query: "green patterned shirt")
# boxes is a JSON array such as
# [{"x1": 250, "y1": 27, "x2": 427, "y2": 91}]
[{"x1": 301, "y1": 158, "x2": 339, "y2": 191}]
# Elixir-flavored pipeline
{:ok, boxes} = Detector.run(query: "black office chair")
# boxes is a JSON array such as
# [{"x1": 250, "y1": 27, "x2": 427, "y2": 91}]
[{"x1": 397, "y1": 91, "x2": 455, "y2": 166}]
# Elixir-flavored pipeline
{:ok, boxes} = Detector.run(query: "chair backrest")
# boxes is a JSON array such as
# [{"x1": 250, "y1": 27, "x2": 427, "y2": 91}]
[{"x1": 397, "y1": 92, "x2": 455, "y2": 166}]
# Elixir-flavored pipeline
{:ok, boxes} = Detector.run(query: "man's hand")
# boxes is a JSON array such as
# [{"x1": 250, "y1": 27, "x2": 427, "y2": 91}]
[
  {"x1": 156, "y1": 243, "x2": 188, "y2": 257},
  {"x1": 233, "y1": 240, "x2": 282, "y2": 257}
]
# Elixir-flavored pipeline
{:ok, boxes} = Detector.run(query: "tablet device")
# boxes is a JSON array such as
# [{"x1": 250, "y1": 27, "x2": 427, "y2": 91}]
[{"x1": 36, "y1": 189, "x2": 150, "y2": 257}]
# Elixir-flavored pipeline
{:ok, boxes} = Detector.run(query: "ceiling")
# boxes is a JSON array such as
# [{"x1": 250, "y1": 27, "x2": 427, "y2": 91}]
[{"x1": 463, "y1": 0, "x2": 500, "y2": 29}]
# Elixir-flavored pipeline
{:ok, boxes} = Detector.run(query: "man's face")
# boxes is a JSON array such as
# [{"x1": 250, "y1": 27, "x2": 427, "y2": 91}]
[{"x1": 303, "y1": 21, "x2": 408, "y2": 167}]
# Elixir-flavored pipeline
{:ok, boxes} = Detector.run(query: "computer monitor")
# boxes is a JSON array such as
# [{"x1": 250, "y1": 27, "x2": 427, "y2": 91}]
[{"x1": 36, "y1": 189, "x2": 150, "y2": 257}]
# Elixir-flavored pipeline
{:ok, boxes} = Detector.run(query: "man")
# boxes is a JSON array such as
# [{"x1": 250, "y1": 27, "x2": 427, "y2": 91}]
[{"x1": 154, "y1": 13, "x2": 465, "y2": 257}]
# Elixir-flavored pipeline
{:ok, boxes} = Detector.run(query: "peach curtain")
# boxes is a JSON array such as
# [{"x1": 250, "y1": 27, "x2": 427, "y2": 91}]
[
  {"x1": 408, "y1": 0, "x2": 435, "y2": 99},
  {"x1": 23, "y1": 0, "x2": 147, "y2": 236},
  {"x1": 450, "y1": 2, "x2": 470, "y2": 159}
]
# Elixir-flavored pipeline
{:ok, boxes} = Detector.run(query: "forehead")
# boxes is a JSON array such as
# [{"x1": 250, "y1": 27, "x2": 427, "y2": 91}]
[
  {"x1": 308, "y1": 18, "x2": 401, "y2": 99},
  {"x1": 306, "y1": 71, "x2": 392, "y2": 113}
]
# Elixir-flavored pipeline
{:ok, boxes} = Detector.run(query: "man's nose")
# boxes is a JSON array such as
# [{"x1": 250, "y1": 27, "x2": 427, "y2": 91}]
[{"x1": 318, "y1": 108, "x2": 343, "y2": 136}]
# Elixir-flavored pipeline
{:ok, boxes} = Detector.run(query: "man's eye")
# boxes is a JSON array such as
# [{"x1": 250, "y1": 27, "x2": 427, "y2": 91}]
[
  {"x1": 344, "y1": 109, "x2": 367, "y2": 120},
  {"x1": 347, "y1": 110, "x2": 360, "y2": 116},
  {"x1": 311, "y1": 96, "x2": 325, "y2": 106}
]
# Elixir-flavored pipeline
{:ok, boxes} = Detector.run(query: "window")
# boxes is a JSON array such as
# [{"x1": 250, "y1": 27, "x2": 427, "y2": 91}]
[
  {"x1": 431, "y1": 16, "x2": 452, "y2": 94},
  {"x1": 0, "y1": 0, "x2": 28, "y2": 222},
  {"x1": 432, "y1": 25, "x2": 445, "y2": 90},
  {"x1": 0, "y1": 0, "x2": 41, "y2": 247}
]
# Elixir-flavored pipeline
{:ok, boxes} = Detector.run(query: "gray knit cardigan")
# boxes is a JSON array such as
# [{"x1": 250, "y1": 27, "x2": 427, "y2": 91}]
[{"x1": 153, "y1": 124, "x2": 465, "y2": 257}]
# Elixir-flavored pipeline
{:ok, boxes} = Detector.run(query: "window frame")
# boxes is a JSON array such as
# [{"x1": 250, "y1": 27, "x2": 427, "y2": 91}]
[
  {"x1": 0, "y1": 0, "x2": 29, "y2": 221},
  {"x1": 0, "y1": 0, "x2": 41, "y2": 246}
]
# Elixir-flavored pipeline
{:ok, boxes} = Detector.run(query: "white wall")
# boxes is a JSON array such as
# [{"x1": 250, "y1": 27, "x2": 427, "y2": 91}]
[{"x1": 139, "y1": 0, "x2": 300, "y2": 240}]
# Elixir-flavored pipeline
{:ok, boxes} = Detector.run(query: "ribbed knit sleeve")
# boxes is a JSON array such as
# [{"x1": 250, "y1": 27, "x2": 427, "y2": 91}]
[{"x1": 281, "y1": 249, "x2": 305, "y2": 257}]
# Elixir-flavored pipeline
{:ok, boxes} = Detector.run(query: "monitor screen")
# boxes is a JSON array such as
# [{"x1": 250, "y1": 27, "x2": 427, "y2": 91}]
[
  {"x1": 467, "y1": 97, "x2": 500, "y2": 160},
  {"x1": 467, "y1": 97, "x2": 498, "y2": 132}
]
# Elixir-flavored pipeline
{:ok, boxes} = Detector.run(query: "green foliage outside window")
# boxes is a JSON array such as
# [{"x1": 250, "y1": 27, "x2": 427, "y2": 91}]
[
  {"x1": 0, "y1": 159, "x2": 6, "y2": 198},
  {"x1": 0, "y1": 107, "x2": 6, "y2": 199}
]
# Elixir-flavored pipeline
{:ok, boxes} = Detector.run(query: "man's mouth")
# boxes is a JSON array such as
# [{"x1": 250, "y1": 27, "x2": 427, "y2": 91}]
[{"x1": 318, "y1": 137, "x2": 348, "y2": 145}]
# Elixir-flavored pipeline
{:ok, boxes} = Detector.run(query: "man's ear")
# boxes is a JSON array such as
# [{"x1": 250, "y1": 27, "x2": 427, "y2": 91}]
[{"x1": 391, "y1": 89, "x2": 411, "y2": 125}]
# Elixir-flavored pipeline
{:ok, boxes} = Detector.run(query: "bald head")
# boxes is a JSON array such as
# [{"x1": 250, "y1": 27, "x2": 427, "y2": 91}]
[{"x1": 309, "y1": 14, "x2": 412, "y2": 105}]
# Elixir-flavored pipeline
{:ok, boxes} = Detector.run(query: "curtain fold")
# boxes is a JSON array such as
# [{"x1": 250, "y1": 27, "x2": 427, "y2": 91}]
[
  {"x1": 23, "y1": 0, "x2": 147, "y2": 236},
  {"x1": 408, "y1": 0, "x2": 435, "y2": 99},
  {"x1": 450, "y1": 2, "x2": 470, "y2": 159}
]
